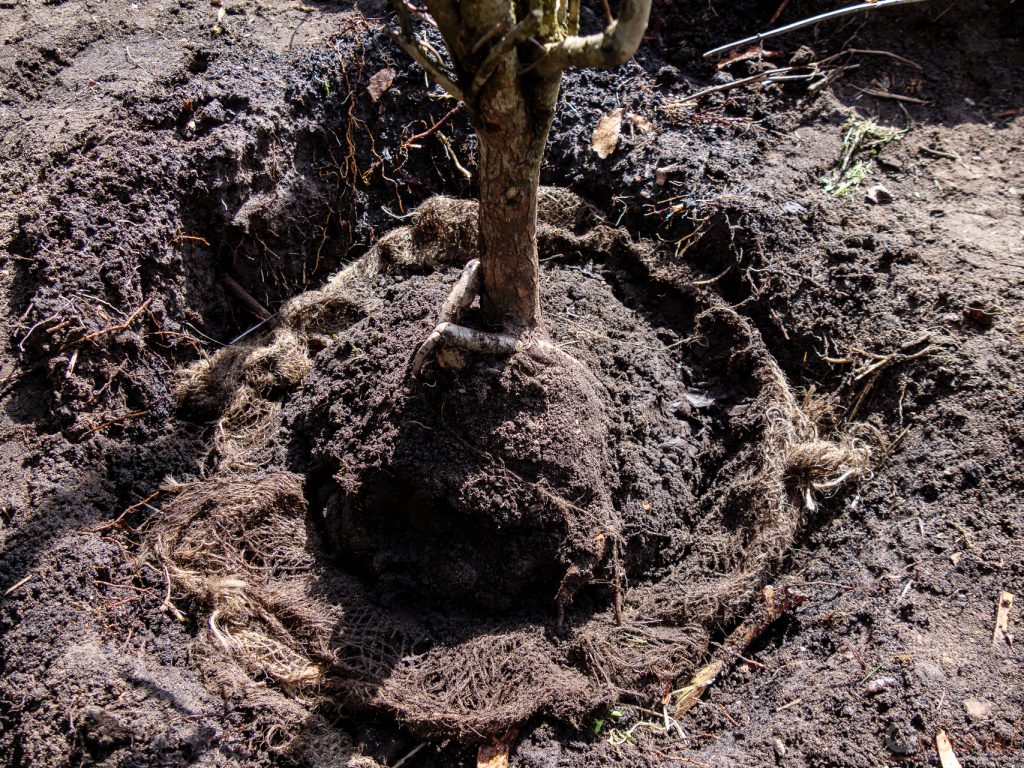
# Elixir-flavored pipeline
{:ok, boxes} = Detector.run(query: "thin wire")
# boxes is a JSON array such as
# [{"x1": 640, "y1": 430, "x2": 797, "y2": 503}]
[{"x1": 703, "y1": 0, "x2": 932, "y2": 59}]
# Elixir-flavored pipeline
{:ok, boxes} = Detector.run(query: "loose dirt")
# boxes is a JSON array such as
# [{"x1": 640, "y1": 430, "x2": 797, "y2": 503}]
[{"x1": 1, "y1": 1, "x2": 1022, "y2": 766}]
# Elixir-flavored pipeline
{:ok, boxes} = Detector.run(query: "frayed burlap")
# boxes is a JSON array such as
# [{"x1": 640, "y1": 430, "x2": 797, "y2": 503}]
[{"x1": 155, "y1": 190, "x2": 871, "y2": 745}]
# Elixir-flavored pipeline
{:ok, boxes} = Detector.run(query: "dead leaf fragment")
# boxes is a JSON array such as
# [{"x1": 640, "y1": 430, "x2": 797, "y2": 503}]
[
  {"x1": 592, "y1": 107, "x2": 624, "y2": 159},
  {"x1": 964, "y1": 301, "x2": 997, "y2": 328},
  {"x1": 655, "y1": 163, "x2": 683, "y2": 186},
  {"x1": 626, "y1": 111, "x2": 654, "y2": 132},
  {"x1": 367, "y1": 68, "x2": 396, "y2": 102}
]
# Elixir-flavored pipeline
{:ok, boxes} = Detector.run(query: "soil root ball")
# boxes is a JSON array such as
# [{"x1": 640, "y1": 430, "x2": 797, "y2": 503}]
[{"x1": 158, "y1": 190, "x2": 873, "y2": 745}]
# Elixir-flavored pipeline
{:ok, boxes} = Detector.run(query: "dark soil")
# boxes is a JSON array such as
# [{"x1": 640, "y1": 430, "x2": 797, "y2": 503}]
[
  {"x1": 2, "y1": 0, "x2": 1022, "y2": 766},
  {"x1": 290, "y1": 261, "x2": 710, "y2": 617}
]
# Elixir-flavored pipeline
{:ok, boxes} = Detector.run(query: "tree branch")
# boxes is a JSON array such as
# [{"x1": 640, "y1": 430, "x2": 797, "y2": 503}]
[
  {"x1": 534, "y1": 0, "x2": 651, "y2": 75},
  {"x1": 424, "y1": 0, "x2": 466, "y2": 62},
  {"x1": 393, "y1": 0, "x2": 414, "y2": 38},
  {"x1": 471, "y1": 10, "x2": 541, "y2": 94},
  {"x1": 389, "y1": 29, "x2": 468, "y2": 104},
  {"x1": 472, "y1": 21, "x2": 509, "y2": 55}
]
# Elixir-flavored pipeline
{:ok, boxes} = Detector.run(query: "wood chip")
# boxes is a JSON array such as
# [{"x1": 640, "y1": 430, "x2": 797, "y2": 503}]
[
  {"x1": 935, "y1": 729, "x2": 962, "y2": 768},
  {"x1": 963, "y1": 698, "x2": 993, "y2": 721},
  {"x1": 993, "y1": 590, "x2": 1013, "y2": 647},
  {"x1": 674, "y1": 659, "x2": 725, "y2": 716},
  {"x1": 367, "y1": 68, "x2": 396, "y2": 102},
  {"x1": 477, "y1": 741, "x2": 510, "y2": 768},
  {"x1": 591, "y1": 107, "x2": 624, "y2": 159}
]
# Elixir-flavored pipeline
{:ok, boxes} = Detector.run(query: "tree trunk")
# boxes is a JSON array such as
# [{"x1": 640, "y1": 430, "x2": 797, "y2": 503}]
[{"x1": 476, "y1": 129, "x2": 546, "y2": 332}]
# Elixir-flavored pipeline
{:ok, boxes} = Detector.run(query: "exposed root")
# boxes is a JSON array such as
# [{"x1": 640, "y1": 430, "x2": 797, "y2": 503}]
[
  {"x1": 439, "y1": 258, "x2": 483, "y2": 320},
  {"x1": 411, "y1": 321, "x2": 523, "y2": 376},
  {"x1": 410, "y1": 258, "x2": 526, "y2": 376},
  {"x1": 674, "y1": 584, "x2": 808, "y2": 716},
  {"x1": 634, "y1": 304, "x2": 873, "y2": 631}
]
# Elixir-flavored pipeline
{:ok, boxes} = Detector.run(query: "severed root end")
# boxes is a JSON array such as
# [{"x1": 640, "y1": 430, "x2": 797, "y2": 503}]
[{"x1": 411, "y1": 258, "x2": 527, "y2": 377}]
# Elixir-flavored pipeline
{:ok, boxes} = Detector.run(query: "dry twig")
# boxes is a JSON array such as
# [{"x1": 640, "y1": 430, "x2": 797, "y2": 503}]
[
  {"x1": 675, "y1": 585, "x2": 807, "y2": 715},
  {"x1": 3, "y1": 575, "x2": 32, "y2": 598},
  {"x1": 223, "y1": 275, "x2": 272, "y2": 320},
  {"x1": 854, "y1": 85, "x2": 929, "y2": 105}
]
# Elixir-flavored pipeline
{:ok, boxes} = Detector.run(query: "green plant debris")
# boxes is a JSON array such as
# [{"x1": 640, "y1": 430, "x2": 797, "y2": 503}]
[
  {"x1": 823, "y1": 117, "x2": 905, "y2": 197},
  {"x1": 593, "y1": 707, "x2": 624, "y2": 736},
  {"x1": 953, "y1": 522, "x2": 978, "y2": 552},
  {"x1": 600, "y1": 705, "x2": 687, "y2": 750}
]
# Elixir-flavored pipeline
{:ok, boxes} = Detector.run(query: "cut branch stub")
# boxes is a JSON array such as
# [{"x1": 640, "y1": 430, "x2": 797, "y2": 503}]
[
  {"x1": 388, "y1": 0, "x2": 654, "y2": 122},
  {"x1": 535, "y1": 0, "x2": 653, "y2": 75}
]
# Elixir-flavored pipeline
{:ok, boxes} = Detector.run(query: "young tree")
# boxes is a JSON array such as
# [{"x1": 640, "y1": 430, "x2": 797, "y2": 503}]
[{"x1": 396, "y1": 0, "x2": 652, "y2": 372}]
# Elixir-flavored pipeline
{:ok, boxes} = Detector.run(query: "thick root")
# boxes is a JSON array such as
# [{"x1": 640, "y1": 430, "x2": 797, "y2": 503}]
[
  {"x1": 410, "y1": 322, "x2": 523, "y2": 376},
  {"x1": 410, "y1": 258, "x2": 526, "y2": 376}
]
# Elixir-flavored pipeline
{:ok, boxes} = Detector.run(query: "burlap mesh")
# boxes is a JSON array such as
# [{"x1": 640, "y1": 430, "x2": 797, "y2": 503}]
[{"x1": 153, "y1": 190, "x2": 871, "y2": 746}]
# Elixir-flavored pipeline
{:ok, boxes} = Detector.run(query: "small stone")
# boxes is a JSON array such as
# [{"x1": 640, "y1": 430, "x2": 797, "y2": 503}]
[
  {"x1": 963, "y1": 698, "x2": 993, "y2": 721},
  {"x1": 864, "y1": 677, "x2": 898, "y2": 696},
  {"x1": 865, "y1": 185, "x2": 893, "y2": 204},
  {"x1": 915, "y1": 660, "x2": 944, "y2": 681},
  {"x1": 774, "y1": 738, "x2": 787, "y2": 759},
  {"x1": 685, "y1": 391, "x2": 715, "y2": 409},
  {"x1": 878, "y1": 156, "x2": 904, "y2": 172},
  {"x1": 783, "y1": 201, "x2": 807, "y2": 215}
]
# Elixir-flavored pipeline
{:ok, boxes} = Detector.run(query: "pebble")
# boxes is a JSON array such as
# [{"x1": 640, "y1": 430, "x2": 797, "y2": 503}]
[
  {"x1": 865, "y1": 185, "x2": 893, "y2": 204},
  {"x1": 774, "y1": 737, "x2": 787, "y2": 759},
  {"x1": 865, "y1": 677, "x2": 898, "y2": 696}
]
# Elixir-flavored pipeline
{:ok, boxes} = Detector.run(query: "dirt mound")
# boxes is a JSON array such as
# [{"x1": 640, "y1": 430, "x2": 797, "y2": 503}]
[{"x1": 155, "y1": 191, "x2": 870, "y2": 744}]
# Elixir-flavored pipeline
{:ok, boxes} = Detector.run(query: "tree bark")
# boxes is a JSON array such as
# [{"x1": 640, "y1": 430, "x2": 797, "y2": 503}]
[
  {"x1": 476, "y1": 129, "x2": 546, "y2": 331},
  {"x1": 391, "y1": 0, "x2": 652, "y2": 337}
]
